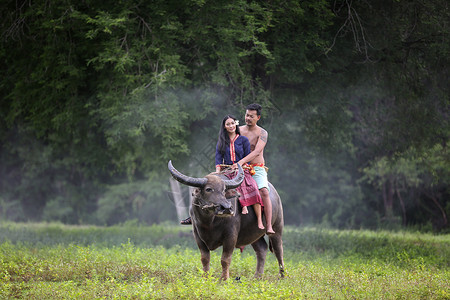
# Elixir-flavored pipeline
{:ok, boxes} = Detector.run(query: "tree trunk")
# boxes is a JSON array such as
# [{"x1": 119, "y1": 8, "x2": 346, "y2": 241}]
[
  {"x1": 169, "y1": 178, "x2": 189, "y2": 221},
  {"x1": 396, "y1": 187, "x2": 407, "y2": 226},
  {"x1": 383, "y1": 179, "x2": 395, "y2": 219},
  {"x1": 425, "y1": 190, "x2": 448, "y2": 227}
]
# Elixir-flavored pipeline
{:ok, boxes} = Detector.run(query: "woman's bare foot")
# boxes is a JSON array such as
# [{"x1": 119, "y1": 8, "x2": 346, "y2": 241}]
[
  {"x1": 242, "y1": 206, "x2": 248, "y2": 214},
  {"x1": 258, "y1": 222, "x2": 265, "y2": 230}
]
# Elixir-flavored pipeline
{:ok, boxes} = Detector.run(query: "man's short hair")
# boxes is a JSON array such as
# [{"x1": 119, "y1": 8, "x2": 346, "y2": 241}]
[{"x1": 246, "y1": 103, "x2": 262, "y2": 116}]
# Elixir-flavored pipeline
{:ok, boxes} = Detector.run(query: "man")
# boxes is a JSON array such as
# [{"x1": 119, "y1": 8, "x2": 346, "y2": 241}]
[
  {"x1": 180, "y1": 103, "x2": 275, "y2": 233},
  {"x1": 237, "y1": 103, "x2": 275, "y2": 234}
]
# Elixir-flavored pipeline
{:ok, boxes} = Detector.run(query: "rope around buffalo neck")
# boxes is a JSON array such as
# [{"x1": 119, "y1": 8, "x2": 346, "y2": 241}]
[
  {"x1": 193, "y1": 202, "x2": 217, "y2": 210},
  {"x1": 192, "y1": 198, "x2": 217, "y2": 210}
]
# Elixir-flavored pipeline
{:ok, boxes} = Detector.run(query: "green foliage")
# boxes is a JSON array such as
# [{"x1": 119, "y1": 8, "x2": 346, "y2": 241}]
[
  {"x1": 360, "y1": 145, "x2": 449, "y2": 228},
  {"x1": 0, "y1": 222, "x2": 195, "y2": 248},
  {"x1": 0, "y1": 223, "x2": 449, "y2": 299},
  {"x1": 96, "y1": 176, "x2": 177, "y2": 226},
  {"x1": 0, "y1": 0, "x2": 448, "y2": 229}
]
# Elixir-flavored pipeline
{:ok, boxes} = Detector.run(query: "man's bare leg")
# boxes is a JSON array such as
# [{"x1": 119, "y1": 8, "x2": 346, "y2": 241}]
[
  {"x1": 260, "y1": 188, "x2": 275, "y2": 234},
  {"x1": 253, "y1": 203, "x2": 265, "y2": 230}
]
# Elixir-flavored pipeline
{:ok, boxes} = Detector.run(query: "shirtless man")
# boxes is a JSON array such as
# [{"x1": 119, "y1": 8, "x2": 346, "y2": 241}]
[
  {"x1": 180, "y1": 104, "x2": 275, "y2": 230},
  {"x1": 237, "y1": 103, "x2": 275, "y2": 234}
]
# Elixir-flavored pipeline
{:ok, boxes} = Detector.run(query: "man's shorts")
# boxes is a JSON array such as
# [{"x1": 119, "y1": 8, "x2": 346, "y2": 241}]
[{"x1": 252, "y1": 166, "x2": 270, "y2": 192}]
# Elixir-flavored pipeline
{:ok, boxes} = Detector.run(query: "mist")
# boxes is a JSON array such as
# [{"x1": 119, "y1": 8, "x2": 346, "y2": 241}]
[{"x1": 0, "y1": 0, "x2": 447, "y2": 230}]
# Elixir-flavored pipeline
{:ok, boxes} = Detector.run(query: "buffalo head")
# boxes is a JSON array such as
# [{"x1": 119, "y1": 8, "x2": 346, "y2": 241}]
[{"x1": 168, "y1": 160, "x2": 244, "y2": 216}]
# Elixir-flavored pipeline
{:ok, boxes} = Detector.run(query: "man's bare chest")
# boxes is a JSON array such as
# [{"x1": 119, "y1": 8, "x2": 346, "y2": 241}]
[{"x1": 241, "y1": 127, "x2": 260, "y2": 149}]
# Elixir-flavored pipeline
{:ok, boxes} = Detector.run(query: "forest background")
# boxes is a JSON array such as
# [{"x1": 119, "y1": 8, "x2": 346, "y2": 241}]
[{"x1": 0, "y1": 0, "x2": 448, "y2": 231}]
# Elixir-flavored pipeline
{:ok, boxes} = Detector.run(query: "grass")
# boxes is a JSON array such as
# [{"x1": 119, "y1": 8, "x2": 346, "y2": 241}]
[{"x1": 0, "y1": 222, "x2": 449, "y2": 299}]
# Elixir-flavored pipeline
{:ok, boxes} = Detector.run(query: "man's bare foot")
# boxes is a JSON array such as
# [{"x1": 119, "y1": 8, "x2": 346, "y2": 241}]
[
  {"x1": 266, "y1": 228, "x2": 275, "y2": 235},
  {"x1": 242, "y1": 206, "x2": 248, "y2": 214},
  {"x1": 258, "y1": 222, "x2": 265, "y2": 230}
]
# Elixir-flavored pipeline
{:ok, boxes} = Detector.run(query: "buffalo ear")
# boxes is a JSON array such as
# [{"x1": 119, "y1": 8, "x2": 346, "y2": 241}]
[
  {"x1": 225, "y1": 189, "x2": 238, "y2": 199},
  {"x1": 192, "y1": 188, "x2": 201, "y2": 197}
]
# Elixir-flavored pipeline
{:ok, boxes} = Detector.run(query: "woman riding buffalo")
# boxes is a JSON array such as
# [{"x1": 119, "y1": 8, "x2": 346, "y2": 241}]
[{"x1": 181, "y1": 115, "x2": 264, "y2": 230}]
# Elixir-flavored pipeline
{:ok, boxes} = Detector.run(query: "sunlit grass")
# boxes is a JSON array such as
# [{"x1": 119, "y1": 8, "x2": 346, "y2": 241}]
[{"x1": 0, "y1": 222, "x2": 449, "y2": 299}]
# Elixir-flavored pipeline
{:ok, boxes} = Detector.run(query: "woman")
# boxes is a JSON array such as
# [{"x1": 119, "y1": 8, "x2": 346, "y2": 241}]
[{"x1": 214, "y1": 115, "x2": 265, "y2": 230}]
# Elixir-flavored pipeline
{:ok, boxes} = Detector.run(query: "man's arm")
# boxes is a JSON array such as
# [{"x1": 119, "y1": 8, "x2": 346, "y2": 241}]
[{"x1": 238, "y1": 129, "x2": 268, "y2": 165}]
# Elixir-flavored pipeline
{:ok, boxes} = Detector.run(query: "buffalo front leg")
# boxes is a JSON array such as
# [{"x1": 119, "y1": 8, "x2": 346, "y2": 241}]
[
  {"x1": 194, "y1": 232, "x2": 211, "y2": 275},
  {"x1": 200, "y1": 249, "x2": 211, "y2": 274},
  {"x1": 251, "y1": 237, "x2": 268, "y2": 278},
  {"x1": 220, "y1": 244, "x2": 235, "y2": 280}
]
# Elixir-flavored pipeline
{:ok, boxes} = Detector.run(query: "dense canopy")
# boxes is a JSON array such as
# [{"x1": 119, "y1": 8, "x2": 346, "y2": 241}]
[{"x1": 0, "y1": 0, "x2": 448, "y2": 230}]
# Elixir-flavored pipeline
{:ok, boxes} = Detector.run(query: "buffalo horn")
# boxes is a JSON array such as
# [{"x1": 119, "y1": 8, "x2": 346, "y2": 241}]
[
  {"x1": 223, "y1": 163, "x2": 244, "y2": 190},
  {"x1": 168, "y1": 160, "x2": 207, "y2": 188}
]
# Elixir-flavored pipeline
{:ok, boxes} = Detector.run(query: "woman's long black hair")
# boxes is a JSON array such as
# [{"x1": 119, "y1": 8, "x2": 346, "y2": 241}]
[{"x1": 217, "y1": 115, "x2": 240, "y2": 156}]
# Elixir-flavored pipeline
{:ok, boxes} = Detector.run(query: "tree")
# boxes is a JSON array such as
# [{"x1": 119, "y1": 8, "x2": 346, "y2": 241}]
[{"x1": 0, "y1": 0, "x2": 447, "y2": 229}]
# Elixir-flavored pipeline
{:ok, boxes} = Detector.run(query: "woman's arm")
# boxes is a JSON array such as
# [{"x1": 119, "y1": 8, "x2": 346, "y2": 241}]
[
  {"x1": 215, "y1": 143, "x2": 224, "y2": 172},
  {"x1": 242, "y1": 136, "x2": 251, "y2": 157}
]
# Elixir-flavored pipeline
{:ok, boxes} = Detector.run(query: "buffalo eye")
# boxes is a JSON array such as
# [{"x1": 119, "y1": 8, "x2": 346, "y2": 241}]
[{"x1": 205, "y1": 187, "x2": 214, "y2": 193}]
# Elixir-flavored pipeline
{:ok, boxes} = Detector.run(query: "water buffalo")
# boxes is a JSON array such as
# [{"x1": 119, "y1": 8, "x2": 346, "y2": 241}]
[{"x1": 168, "y1": 160, "x2": 285, "y2": 280}]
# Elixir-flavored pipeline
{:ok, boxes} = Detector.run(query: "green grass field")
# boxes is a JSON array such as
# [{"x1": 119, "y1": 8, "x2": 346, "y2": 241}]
[{"x1": 0, "y1": 222, "x2": 449, "y2": 299}]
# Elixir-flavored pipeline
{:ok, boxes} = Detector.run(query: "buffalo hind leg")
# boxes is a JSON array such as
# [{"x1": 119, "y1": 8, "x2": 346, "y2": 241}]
[
  {"x1": 251, "y1": 237, "x2": 268, "y2": 278},
  {"x1": 269, "y1": 234, "x2": 285, "y2": 278}
]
